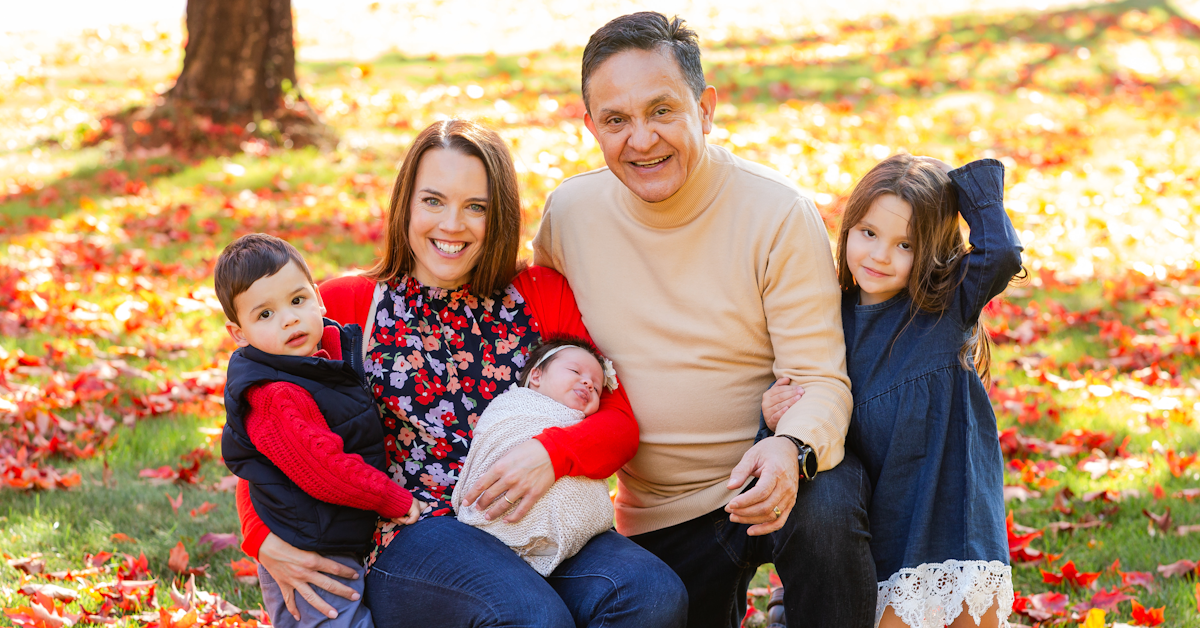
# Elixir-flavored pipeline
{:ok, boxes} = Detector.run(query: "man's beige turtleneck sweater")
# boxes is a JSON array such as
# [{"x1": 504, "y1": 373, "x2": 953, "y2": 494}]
[{"x1": 533, "y1": 144, "x2": 851, "y2": 537}]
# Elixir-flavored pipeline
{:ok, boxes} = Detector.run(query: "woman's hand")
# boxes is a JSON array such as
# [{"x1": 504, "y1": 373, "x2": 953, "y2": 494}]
[
  {"x1": 762, "y1": 377, "x2": 805, "y2": 432},
  {"x1": 257, "y1": 533, "x2": 361, "y2": 621},
  {"x1": 460, "y1": 439, "x2": 555, "y2": 523}
]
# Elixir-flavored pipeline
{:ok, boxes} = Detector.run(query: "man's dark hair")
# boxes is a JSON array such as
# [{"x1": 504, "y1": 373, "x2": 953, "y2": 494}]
[
  {"x1": 581, "y1": 12, "x2": 705, "y2": 112},
  {"x1": 214, "y1": 233, "x2": 315, "y2": 325},
  {"x1": 519, "y1": 336, "x2": 606, "y2": 387}
]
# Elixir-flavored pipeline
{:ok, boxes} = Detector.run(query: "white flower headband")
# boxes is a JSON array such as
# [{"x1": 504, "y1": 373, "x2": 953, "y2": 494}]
[{"x1": 532, "y1": 345, "x2": 619, "y2": 392}]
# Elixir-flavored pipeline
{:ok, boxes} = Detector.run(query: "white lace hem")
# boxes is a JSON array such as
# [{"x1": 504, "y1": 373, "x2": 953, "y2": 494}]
[{"x1": 876, "y1": 560, "x2": 1013, "y2": 628}]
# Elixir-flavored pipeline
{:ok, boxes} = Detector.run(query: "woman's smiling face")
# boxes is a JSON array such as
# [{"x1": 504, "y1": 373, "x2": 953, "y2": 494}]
[{"x1": 407, "y1": 148, "x2": 490, "y2": 289}]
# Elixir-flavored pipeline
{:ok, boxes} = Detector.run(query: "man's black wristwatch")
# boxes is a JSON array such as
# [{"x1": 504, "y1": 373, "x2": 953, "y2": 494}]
[{"x1": 775, "y1": 435, "x2": 817, "y2": 482}]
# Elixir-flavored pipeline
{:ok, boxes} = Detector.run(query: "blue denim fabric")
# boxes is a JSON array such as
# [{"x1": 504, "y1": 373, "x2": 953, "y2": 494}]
[
  {"x1": 259, "y1": 555, "x2": 372, "y2": 628},
  {"x1": 842, "y1": 159, "x2": 1021, "y2": 581},
  {"x1": 363, "y1": 516, "x2": 687, "y2": 628},
  {"x1": 629, "y1": 449, "x2": 876, "y2": 628}
]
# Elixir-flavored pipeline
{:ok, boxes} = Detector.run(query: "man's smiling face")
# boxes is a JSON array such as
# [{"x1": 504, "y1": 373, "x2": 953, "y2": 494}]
[{"x1": 584, "y1": 46, "x2": 716, "y2": 203}]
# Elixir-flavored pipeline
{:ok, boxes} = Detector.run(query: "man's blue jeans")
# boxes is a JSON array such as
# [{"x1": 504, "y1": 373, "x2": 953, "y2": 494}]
[
  {"x1": 364, "y1": 515, "x2": 688, "y2": 627},
  {"x1": 629, "y1": 448, "x2": 877, "y2": 628}
]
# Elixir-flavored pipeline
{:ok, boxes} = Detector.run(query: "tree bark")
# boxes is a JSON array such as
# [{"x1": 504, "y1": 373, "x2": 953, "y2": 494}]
[{"x1": 168, "y1": 0, "x2": 298, "y2": 119}]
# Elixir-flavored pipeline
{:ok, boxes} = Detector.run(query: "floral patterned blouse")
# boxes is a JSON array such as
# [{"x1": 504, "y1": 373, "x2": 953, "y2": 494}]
[{"x1": 364, "y1": 275, "x2": 537, "y2": 566}]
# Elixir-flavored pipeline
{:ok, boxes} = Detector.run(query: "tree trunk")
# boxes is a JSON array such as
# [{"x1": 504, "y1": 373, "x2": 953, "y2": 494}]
[
  {"x1": 100, "y1": 0, "x2": 332, "y2": 154},
  {"x1": 167, "y1": 0, "x2": 298, "y2": 119}
]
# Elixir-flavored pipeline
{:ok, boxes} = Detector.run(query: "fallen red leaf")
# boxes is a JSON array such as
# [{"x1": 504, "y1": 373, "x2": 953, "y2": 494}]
[
  {"x1": 110, "y1": 532, "x2": 136, "y2": 543},
  {"x1": 168, "y1": 541, "x2": 190, "y2": 574},
  {"x1": 1015, "y1": 591, "x2": 1069, "y2": 621},
  {"x1": 1142, "y1": 508, "x2": 1172, "y2": 534},
  {"x1": 117, "y1": 552, "x2": 151, "y2": 580},
  {"x1": 1156, "y1": 558, "x2": 1197, "y2": 578},
  {"x1": 198, "y1": 532, "x2": 239, "y2": 553},
  {"x1": 6, "y1": 553, "x2": 46, "y2": 575},
  {"x1": 1166, "y1": 449, "x2": 1197, "y2": 478},
  {"x1": 189, "y1": 501, "x2": 218, "y2": 518},
  {"x1": 1042, "y1": 560, "x2": 1102, "y2": 589},
  {"x1": 1130, "y1": 599, "x2": 1165, "y2": 626},
  {"x1": 166, "y1": 491, "x2": 183, "y2": 514},
  {"x1": 1073, "y1": 586, "x2": 1131, "y2": 612},
  {"x1": 87, "y1": 551, "x2": 113, "y2": 568},
  {"x1": 1120, "y1": 569, "x2": 1157, "y2": 592}
]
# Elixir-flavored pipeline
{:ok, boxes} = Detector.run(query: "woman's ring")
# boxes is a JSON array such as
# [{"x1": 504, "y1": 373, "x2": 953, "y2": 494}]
[
  {"x1": 772, "y1": 506, "x2": 782, "y2": 518},
  {"x1": 503, "y1": 493, "x2": 516, "y2": 505}
]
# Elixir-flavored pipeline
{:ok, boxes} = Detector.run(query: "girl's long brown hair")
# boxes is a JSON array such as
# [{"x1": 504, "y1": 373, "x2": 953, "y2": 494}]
[
  {"x1": 367, "y1": 119, "x2": 522, "y2": 296},
  {"x1": 836, "y1": 154, "x2": 994, "y2": 384}
]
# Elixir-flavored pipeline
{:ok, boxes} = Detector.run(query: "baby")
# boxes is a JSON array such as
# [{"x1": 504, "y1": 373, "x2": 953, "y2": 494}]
[
  {"x1": 452, "y1": 337, "x2": 617, "y2": 576},
  {"x1": 216, "y1": 233, "x2": 421, "y2": 627}
]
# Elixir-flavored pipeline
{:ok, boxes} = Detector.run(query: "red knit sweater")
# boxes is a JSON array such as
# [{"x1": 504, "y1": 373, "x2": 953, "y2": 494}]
[
  {"x1": 237, "y1": 266, "x2": 638, "y2": 557},
  {"x1": 234, "y1": 325, "x2": 414, "y2": 555}
]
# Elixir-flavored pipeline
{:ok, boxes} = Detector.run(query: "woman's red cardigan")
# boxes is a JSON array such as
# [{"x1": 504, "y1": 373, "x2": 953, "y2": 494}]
[{"x1": 236, "y1": 266, "x2": 638, "y2": 557}]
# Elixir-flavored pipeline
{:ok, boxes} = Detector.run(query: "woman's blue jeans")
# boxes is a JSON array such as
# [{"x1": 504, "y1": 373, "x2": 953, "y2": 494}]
[{"x1": 364, "y1": 515, "x2": 688, "y2": 627}]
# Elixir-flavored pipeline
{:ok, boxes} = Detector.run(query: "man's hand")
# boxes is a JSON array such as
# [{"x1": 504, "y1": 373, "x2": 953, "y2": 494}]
[
  {"x1": 725, "y1": 436, "x2": 800, "y2": 536},
  {"x1": 762, "y1": 377, "x2": 805, "y2": 433},
  {"x1": 459, "y1": 439, "x2": 556, "y2": 523},
  {"x1": 257, "y1": 533, "x2": 360, "y2": 621}
]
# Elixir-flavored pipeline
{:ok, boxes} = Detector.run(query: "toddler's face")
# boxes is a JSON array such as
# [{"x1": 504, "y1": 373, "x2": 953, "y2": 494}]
[
  {"x1": 527, "y1": 347, "x2": 604, "y2": 415},
  {"x1": 226, "y1": 260, "x2": 326, "y2": 357},
  {"x1": 846, "y1": 193, "x2": 914, "y2": 306}
]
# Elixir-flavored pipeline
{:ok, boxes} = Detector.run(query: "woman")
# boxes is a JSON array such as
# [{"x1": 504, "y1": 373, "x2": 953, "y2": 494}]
[{"x1": 235, "y1": 119, "x2": 687, "y2": 627}]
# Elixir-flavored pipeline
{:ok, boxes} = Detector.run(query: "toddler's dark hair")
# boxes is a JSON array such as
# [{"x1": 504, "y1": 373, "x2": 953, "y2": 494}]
[
  {"x1": 214, "y1": 233, "x2": 315, "y2": 325},
  {"x1": 519, "y1": 336, "x2": 606, "y2": 387}
]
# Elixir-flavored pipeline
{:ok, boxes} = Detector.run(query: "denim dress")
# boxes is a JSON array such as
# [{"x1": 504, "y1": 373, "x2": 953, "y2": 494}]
[{"x1": 842, "y1": 160, "x2": 1023, "y2": 628}]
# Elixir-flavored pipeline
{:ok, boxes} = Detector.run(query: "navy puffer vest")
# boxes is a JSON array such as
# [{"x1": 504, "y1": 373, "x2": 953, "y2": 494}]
[{"x1": 222, "y1": 319, "x2": 385, "y2": 554}]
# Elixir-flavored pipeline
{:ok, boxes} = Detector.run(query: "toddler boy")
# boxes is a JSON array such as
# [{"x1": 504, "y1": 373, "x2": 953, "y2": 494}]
[{"x1": 216, "y1": 233, "x2": 420, "y2": 628}]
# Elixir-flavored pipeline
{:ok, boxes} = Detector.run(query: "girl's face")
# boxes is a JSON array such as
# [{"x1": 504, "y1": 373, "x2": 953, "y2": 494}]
[
  {"x1": 527, "y1": 347, "x2": 604, "y2": 415},
  {"x1": 846, "y1": 193, "x2": 914, "y2": 305},
  {"x1": 408, "y1": 148, "x2": 489, "y2": 289}
]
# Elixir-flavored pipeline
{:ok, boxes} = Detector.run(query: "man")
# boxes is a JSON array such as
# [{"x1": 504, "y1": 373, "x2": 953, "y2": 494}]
[{"x1": 533, "y1": 12, "x2": 876, "y2": 628}]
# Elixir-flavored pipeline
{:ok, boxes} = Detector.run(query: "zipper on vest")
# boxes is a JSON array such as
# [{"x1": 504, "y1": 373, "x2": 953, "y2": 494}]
[{"x1": 346, "y1": 327, "x2": 371, "y2": 393}]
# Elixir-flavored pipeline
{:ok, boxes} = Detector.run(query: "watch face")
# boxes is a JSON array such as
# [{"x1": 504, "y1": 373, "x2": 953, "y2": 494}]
[{"x1": 802, "y1": 449, "x2": 818, "y2": 479}]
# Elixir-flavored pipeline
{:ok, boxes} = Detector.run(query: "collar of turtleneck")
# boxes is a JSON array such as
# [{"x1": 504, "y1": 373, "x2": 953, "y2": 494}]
[{"x1": 619, "y1": 144, "x2": 728, "y2": 229}]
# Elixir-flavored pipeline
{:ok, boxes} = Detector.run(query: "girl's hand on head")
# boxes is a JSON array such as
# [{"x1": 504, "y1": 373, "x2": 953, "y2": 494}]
[
  {"x1": 762, "y1": 377, "x2": 805, "y2": 432},
  {"x1": 392, "y1": 499, "x2": 425, "y2": 526},
  {"x1": 913, "y1": 156, "x2": 954, "y2": 173},
  {"x1": 460, "y1": 438, "x2": 555, "y2": 524}
]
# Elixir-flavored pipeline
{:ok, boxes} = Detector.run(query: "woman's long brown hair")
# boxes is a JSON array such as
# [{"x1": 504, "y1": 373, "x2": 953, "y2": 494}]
[
  {"x1": 836, "y1": 154, "x2": 994, "y2": 384},
  {"x1": 366, "y1": 119, "x2": 522, "y2": 296}
]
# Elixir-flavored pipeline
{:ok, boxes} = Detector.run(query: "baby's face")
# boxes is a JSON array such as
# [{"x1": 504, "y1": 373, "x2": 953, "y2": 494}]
[{"x1": 527, "y1": 347, "x2": 604, "y2": 415}]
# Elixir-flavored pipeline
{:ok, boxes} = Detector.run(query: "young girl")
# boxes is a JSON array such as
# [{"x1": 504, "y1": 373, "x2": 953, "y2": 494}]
[
  {"x1": 453, "y1": 337, "x2": 618, "y2": 576},
  {"x1": 766, "y1": 155, "x2": 1023, "y2": 628}
]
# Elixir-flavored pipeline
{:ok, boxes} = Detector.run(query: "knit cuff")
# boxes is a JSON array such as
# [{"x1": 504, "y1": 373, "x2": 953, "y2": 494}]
[
  {"x1": 376, "y1": 485, "x2": 415, "y2": 520},
  {"x1": 949, "y1": 159, "x2": 1005, "y2": 208}
]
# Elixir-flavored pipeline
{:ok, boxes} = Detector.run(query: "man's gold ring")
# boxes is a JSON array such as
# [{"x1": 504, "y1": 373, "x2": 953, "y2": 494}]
[
  {"x1": 503, "y1": 493, "x2": 516, "y2": 505},
  {"x1": 772, "y1": 506, "x2": 782, "y2": 518}
]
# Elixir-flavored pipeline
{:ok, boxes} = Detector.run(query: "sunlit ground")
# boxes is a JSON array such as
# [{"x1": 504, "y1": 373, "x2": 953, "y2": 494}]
[{"x1": 2, "y1": 1, "x2": 1200, "y2": 626}]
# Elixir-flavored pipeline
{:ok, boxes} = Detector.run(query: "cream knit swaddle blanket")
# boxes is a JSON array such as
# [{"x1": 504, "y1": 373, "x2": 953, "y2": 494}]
[{"x1": 451, "y1": 387, "x2": 614, "y2": 576}]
